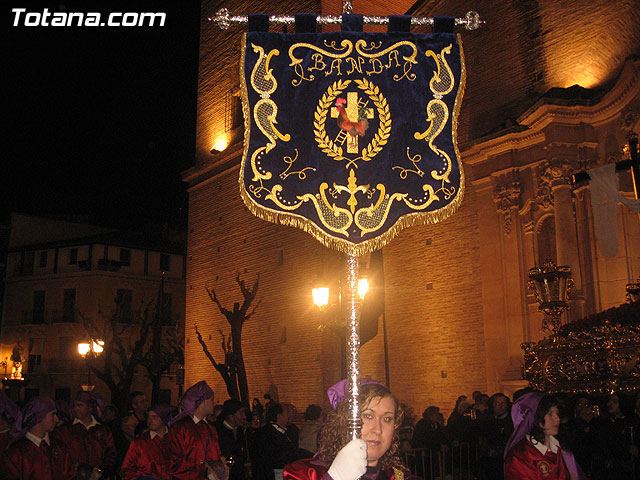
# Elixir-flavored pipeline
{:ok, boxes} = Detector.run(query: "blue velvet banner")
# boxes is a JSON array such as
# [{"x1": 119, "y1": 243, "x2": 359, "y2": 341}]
[{"x1": 240, "y1": 28, "x2": 466, "y2": 255}]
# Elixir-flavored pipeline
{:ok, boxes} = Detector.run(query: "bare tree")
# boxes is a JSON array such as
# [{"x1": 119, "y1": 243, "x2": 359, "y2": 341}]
[
  {"x1": 79, "y1": 302, "x2": 154, "y2": 413},
  {"x1": 140, "y1": 278, "x2": 185, "y2": 404},
  {"x1": 195, "y1": 273, "x2": 260, "y2": 403},
  {"x1": 141, "y1": 322, "x2": 184, "y2": 404}
]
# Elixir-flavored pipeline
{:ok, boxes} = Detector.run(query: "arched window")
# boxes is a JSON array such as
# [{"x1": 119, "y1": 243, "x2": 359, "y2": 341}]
[{"x1": 537, "y1": 215, "x2": 557, "y2": 264}]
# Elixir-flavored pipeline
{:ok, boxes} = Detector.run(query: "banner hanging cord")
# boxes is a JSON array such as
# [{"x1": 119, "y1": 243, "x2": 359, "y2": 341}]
[{"x1": 211, "y1": 8, "x2": 483, "y2": 30}]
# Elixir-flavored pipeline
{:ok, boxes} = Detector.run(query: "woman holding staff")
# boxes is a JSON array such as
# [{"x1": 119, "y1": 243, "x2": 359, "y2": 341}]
[{"x1": 284, "y1": 379, "x2": 410, "y2": 480}]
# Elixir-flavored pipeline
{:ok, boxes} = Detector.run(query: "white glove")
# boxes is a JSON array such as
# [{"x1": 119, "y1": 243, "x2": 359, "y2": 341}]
[{"x1": 327, "y1": 439, "x2": 367, "y2": 480}]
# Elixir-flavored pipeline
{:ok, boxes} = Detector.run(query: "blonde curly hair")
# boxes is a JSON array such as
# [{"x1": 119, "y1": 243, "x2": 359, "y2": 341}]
[{"x1": 316, "y1": 382, "x2": 408, "y2": 473}]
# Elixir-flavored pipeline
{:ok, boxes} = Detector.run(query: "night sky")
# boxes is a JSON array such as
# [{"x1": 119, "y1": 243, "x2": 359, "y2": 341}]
[{"x1": 5, "y1": 0, "x2": 202, "y2": 230}]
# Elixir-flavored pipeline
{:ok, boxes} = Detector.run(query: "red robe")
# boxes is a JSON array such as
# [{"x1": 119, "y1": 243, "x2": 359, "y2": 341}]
[
  {"x1": 2, "y1": 435, "x2": 76, "y2": 480},
  {"x1": 120, "y1": 430, "x2": 170, "y2": 480},
  {"x1": 165, "y1": 417, "x2": 222, "y2": 479},
  {"x1": 504, "y1": 438, "x2": 570, "y2": 480},
  {"x1": 284, "y1": 457, "x2": 404, "y2": 480},
  {"x1": 1, "y1": 430, "x2": 11, "y2": 453},
  {"x1": 56, "y1": 420, "x2": 117, "y2": 471}
]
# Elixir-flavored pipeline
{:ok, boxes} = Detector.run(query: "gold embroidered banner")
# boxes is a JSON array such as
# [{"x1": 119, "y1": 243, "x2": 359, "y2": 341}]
[{"x1": 240, "y1": 30, "x2": 466, "y2": 255}]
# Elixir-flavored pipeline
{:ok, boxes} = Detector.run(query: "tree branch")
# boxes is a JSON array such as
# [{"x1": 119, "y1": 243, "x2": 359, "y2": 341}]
[
  {"x1": 205, "y1": 284, "x2": 233, "y2": 319},
  {"x1": 195, "y1": 325, "x2": 223, "y2": 372}
]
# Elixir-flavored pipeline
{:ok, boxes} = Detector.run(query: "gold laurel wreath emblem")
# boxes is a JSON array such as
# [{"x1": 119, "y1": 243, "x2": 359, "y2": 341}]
[{"x1": 314, "y1": 78, "x2": 391, "y2": 166}]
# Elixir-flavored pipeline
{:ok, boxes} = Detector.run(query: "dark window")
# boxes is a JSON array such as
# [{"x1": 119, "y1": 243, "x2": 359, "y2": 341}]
[
  {"x1": 27, "y1": 354, "x2": 41, "y2": 373},
  {"x1": 22, "y1": 251, "x2": 34, "y2": 276},
  {"x1": 62, "y1": 289, "x2": 76, "y2": 322},
  {"x1": 120, "y1": 248, "x2": 131, "y2": 266},
  {"x1": 162, "y1": 292, "x2": 172, "y2": 325},
  {"x1": 32, "y1": 290, "x2": 46, "y2": 324},
  {"x1": 69, "y1": 248, "x2": 78, "y2": 265},
  {"x1": 55, "y1": 388, "x2": 71, "y2": 403},
  {"x1": 39, "y1": 251, "x2": 48, "y2": 268},
  {"x1": 537, "y1": 216, "x2": 557, "y2": 264},
  {"x1": 116, "y1": 289, "x2": 133, "y2": 323},
  {"x1": 160, "y1": 254, "x2": 170, "y2": 272}
]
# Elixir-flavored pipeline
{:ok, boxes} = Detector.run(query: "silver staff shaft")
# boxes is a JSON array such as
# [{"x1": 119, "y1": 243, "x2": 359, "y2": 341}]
[
  {"x1": 345, "y1": 253, "x2": 362, "y2": 440},
  {"x1": 210, "y1": 9, "x2": 483, "y2": 31}
]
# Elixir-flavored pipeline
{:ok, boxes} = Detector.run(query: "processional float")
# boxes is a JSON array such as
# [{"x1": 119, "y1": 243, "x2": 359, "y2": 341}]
[{"x1": 212, "y1": 0, "x2": 483, "y2": 439}]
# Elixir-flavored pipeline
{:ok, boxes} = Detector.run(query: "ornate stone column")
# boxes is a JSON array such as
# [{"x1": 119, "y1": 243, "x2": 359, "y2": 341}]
[
  {"x1": 574, "y1": 185, "x2": 596, "y2": 315},
  {"x1": 545, "y1": 161, "x2": 585, "y2": 319},
  {"x1": 493, "y1": 176, "x2": 529, "y2": 377}
]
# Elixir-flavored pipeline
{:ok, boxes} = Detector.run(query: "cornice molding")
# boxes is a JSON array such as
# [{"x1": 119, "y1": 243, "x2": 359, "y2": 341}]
[
  {"x1": 463, "y1": 130, "x2": 545, "y2": 166},
  {"x1": 182, "y1": 142, "x2": 243, "y2": 189},
  {"x1": 518, "y1": 59, "x2": 640, "y2": 131},
  {"x1": 462, "y1": 59, "x2": 639, "y2": 168}
]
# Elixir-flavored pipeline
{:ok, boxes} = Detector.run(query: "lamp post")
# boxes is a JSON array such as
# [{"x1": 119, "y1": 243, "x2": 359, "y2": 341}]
[
  {"x1": 78, "y1": 339, "x2": 104, "y2": 391},
  {"x1": 528, "y1": 262, "x2": 574, "y2": 334},
  {"x1": 312, "y1": 277, "x2": 368, "y2": 379}
]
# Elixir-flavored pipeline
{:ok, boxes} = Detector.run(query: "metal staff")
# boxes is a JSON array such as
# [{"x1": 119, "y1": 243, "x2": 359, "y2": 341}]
[
  {"x1": 344, "y1": 253, "x2": 362, "y2": 439},
  {"x1": 211, "y1": 9, "x2": 483, "y2": 31}
]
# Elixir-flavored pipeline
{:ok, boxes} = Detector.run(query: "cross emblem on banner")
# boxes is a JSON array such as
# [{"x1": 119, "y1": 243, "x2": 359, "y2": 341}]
[{"x1": 330, "y1": 91, "x2": 375, "y2": 153}]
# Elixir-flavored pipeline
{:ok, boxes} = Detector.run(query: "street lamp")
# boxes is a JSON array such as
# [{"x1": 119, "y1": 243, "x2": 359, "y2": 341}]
[
  {"x1": 312, "y1": 276, "x2": 368, "y2": 377},
  {"x1": 358, "y1": 277, "x2": 369, "y2": 300},
  {"x1": 78, "y1": 339, "x2": 104, "y2": 391},
  {"x1": 312, "y1": 286, "x2": 330, "y2": 310},
  {"x1": 312, "y1": 277, "x2": 368, "y2": 309}
]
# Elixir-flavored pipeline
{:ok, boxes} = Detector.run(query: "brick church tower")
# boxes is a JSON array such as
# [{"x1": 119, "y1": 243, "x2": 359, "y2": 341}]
[{"x1": 184, "y1": 0, "x2": 640, "y2": 414}]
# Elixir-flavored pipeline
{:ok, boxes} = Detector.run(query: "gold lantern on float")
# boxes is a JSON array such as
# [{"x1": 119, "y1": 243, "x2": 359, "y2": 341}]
[{"x1": 528, "y1": 262, "x2": 575, "y2": 334}]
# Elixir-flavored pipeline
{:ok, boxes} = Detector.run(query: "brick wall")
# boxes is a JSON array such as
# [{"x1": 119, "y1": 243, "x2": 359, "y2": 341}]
[
  {"x1": 186, "y1": 165, "x2": 345, "y2": 408},
  {"x1": 186, "y1": 163, "x2": 486, "y2": 416}
]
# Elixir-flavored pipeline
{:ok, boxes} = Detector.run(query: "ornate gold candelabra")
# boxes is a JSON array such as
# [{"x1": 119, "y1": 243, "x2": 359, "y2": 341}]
[
  {"x1": 528, "y1": 262, "x2": 574, "y2": 334},
  {"x1": 626, "y1": 277, "x2": 640, "y2": 303}
]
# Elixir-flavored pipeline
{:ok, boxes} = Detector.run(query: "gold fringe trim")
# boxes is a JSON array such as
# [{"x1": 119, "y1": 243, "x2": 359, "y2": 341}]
[{"x1": 238, "y1": 34, "x2": 467, "y2": 257}]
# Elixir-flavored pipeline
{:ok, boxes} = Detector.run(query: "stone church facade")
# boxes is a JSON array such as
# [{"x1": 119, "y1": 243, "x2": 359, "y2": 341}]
[{"x1": 184, "y1": 0, "x2": 639, "y2": 415}]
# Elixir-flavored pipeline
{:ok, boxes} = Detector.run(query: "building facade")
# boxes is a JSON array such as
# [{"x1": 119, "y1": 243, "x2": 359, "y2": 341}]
[
  {"x1": 0, "y1": 213, "x2": 186, "y2": 407},
  {"x1": 185, "y1": 0, "x2": 639, "y2": 415}
]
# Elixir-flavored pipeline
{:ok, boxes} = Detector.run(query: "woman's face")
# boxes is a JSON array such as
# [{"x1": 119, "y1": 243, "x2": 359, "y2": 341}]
[
  {"x1": 361, "y1": 395, "x2": 396, "y2": 466},
  {"x1": 542, "y1": 406, "x2": 560, "y2": 436}
]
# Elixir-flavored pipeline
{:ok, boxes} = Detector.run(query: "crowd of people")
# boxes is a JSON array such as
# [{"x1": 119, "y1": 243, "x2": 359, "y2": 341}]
[
  {"x1": 405, "y1": 389, "x2": 640, "y2": 479},
  {"x1": 1, "y1": 382, "x2": 639, "y2": 480}
]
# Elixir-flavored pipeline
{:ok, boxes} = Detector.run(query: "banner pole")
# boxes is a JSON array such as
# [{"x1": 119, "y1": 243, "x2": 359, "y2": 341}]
[
  {"x1": 210, "y1": 9, "x2": 483, "y2": 30},
  {"x1": 345, "y1": 253, "x2": 362, "y2": 439}
]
